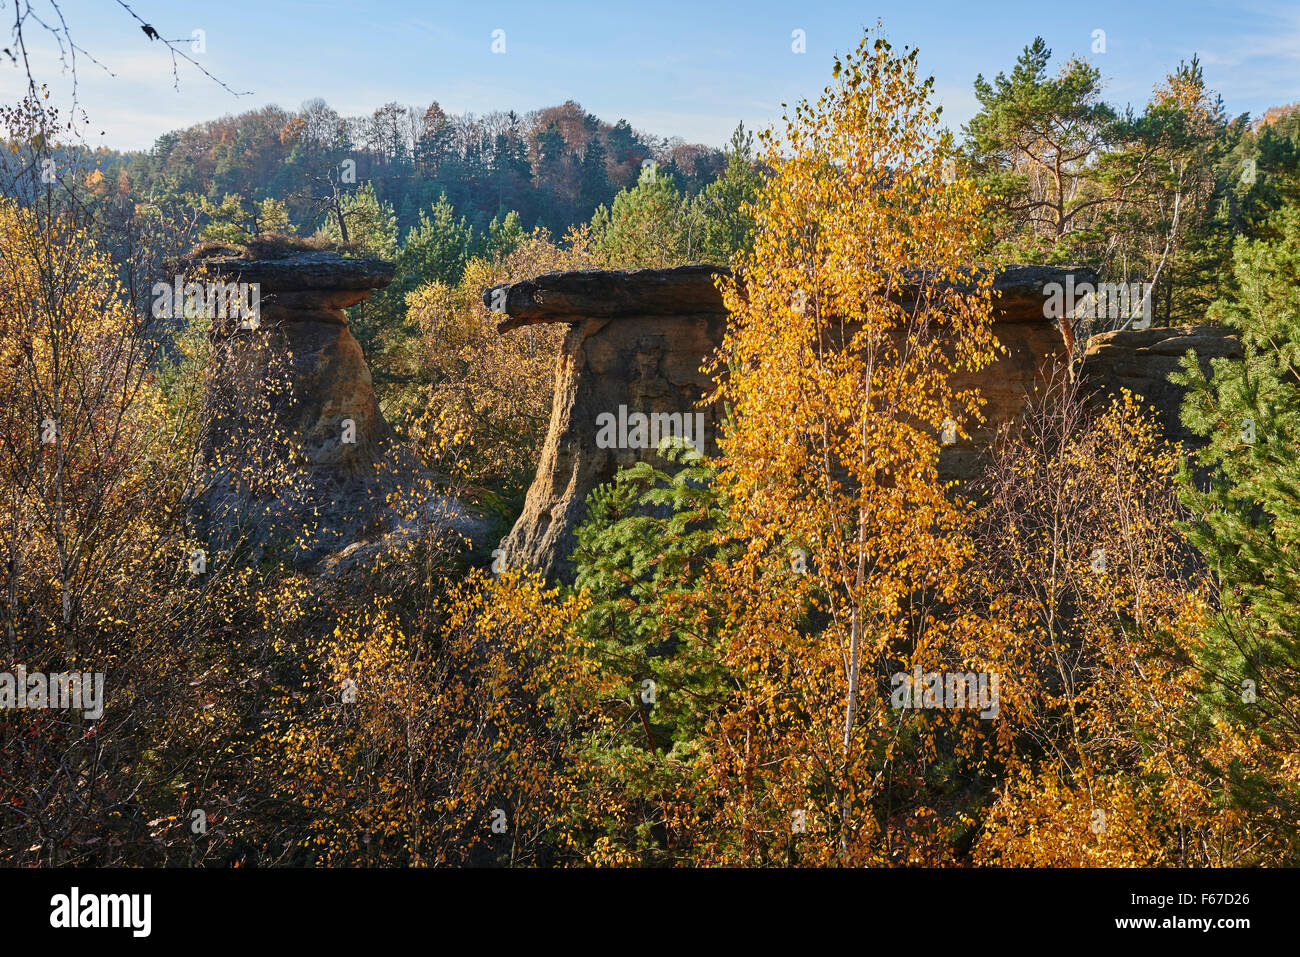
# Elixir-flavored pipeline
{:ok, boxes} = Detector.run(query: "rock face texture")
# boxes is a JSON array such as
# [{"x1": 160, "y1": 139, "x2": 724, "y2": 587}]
[
  {"x1": 942, "y1": 266, "x2": 1099, "y2": 481},
  {"x1": 1079, "y1": 324, "x2": 1242, "y2": 445},
  {"x1": 487, "y1": 264, "x2": 1097, "y2": 583},
  {"x1": 187, "y1": 249, "x2": 481, "y2": 566}
]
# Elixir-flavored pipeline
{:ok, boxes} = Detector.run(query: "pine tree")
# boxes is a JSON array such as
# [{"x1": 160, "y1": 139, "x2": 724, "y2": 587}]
[
  {"x1": 399, "y1": 192, "x2": 473, "y2": 288},
  {"x1": 589, "y1": 170, "x2": 696, "y2": 267},
  {"x1": 322, "y1": 181, "x2": 397, "y2": 258},
  {"x1": 322, "y1": 182, "x2": 398, "y2": 360},
  {"x1": 1173, "y1": 201, "x2": 1300, "y2": 847},
  {"x1": 477, "y1": 210, "x2": 525, "y2": 263},
  {"x1": 253, "y1": 196, "x2": 295, "y2": 234},
  {"x1": 964, "y1": 37, "x2": 1119, "y2": 262},
  {"x1": 198, "y1": 192, "x2": 254, "y2": 244},
  {"x1": 569, "y1": 445, "x2": 736, "y2": 860},
  {"x1": 693, "y1": 122, "x2": 763, "y2": 264}
]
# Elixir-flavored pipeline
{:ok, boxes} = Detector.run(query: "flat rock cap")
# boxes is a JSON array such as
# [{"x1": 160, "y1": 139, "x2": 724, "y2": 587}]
[
  {"x1": 175, "y1": 249, "x2": 395, "y2": 292},
  {"x1": 486, "y1": 262, "x2": 1100, "y2": 331},
  {"x1": 485, "y1": 265, "x2": 731, "y2": 330}
]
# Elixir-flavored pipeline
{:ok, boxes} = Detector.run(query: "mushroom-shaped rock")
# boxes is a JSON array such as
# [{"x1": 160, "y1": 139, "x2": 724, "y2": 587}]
[{"x1": 183, "y1": 247, "x2": 431, "y2": 566}]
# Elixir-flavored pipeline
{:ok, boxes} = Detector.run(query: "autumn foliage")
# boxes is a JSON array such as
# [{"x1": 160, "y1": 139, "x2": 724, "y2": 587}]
[{"x1": 2, "y1": 26, "x2": 1297, "y2": 869}]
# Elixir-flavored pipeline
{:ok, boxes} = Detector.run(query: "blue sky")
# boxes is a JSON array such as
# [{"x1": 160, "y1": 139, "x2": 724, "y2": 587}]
[{"x1": 3, "y1": 0, "x2": 1297, "y2": 151}]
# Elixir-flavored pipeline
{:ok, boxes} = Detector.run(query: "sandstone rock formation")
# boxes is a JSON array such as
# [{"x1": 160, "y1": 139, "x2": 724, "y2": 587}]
[
  {"x1": 487, "y1": 264, "x2": 1097, "y2": 583},
  {"x1": 186, "y1": 247, "x2": 483, "y2": 567},
  {"x1": 486, "y1": 266, "x2": 729, "y2": 583},
  {"x1": 1079, "y1": 324, "x2": 1242, "y2": 445}
]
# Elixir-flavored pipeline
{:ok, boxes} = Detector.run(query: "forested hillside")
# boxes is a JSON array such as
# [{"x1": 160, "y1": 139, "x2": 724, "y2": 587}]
[{"x1": 102, "y1": 98, "x2": 730, "y2": 237}]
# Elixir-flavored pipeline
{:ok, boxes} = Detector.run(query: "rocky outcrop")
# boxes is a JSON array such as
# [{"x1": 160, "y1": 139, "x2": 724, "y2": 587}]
[
  {"x1": 1079, "y1": 324, "x2": 1242, "y2": 445},
  {"x1": 186, "y1": 248, "x2": 484, "y2": 567},
  {"x1": 942, "y1": 267, "x2": 1096, "y2": 481},
  {"x1": 487, "y1": 264, "x2": 1096, "y2": 583},
  {"x1": 486, "y1": 267, "x2": 729, "y2": 582}
]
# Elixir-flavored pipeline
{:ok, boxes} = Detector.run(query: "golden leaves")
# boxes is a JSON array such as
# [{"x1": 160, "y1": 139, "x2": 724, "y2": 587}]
[{"x1": 693, "y1": 24, "x2": 999, "y2": 865}]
